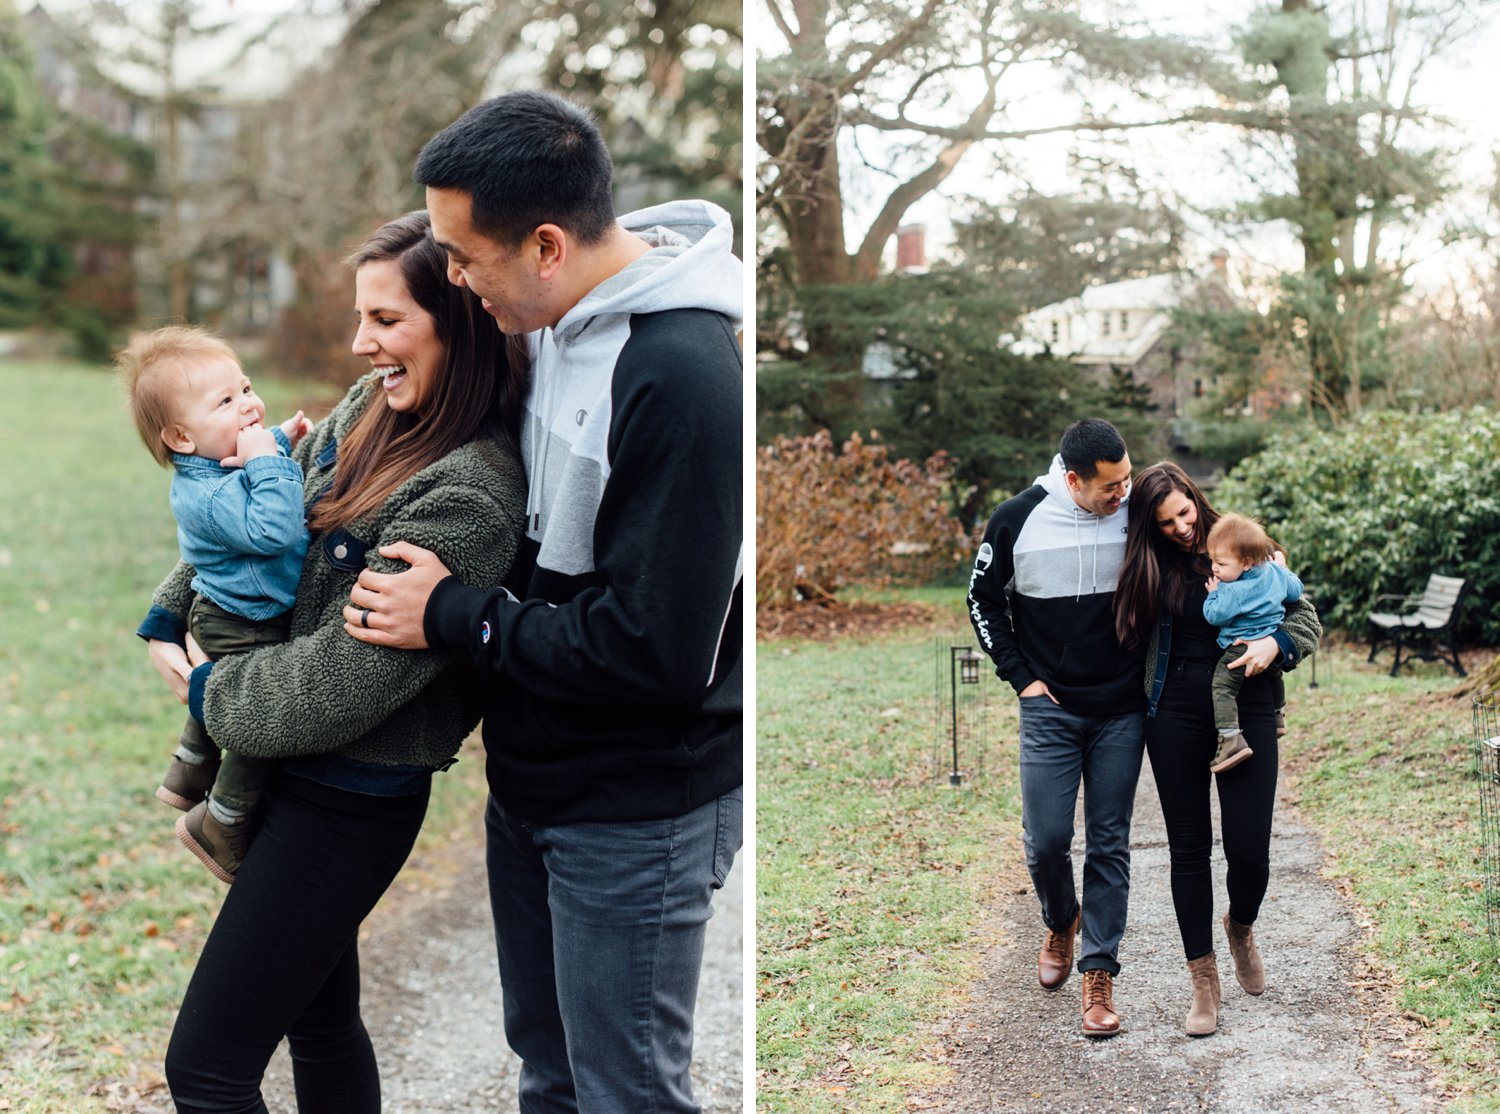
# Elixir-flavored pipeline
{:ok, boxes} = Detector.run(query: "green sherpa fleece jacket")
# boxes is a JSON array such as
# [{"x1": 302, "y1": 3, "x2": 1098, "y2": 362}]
[{"x1": 150, "y1": 375, "x2": 526, "y2": 771}]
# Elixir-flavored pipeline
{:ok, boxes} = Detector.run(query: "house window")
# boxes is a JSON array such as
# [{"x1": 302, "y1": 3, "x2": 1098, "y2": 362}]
[
  {"x1": 1101, "y1": 312, "x2": 1112, "y2": 337},
  {"x1": 1119, "y1": 311, "x2": 1129, "y2": 334},
  {"x1": 1050, "y1": 320, "x2": 1060, "y2": 343}
]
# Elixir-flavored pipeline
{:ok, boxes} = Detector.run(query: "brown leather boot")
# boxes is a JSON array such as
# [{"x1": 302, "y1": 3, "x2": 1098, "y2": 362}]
[
  {"x1": 1223, "y1": 913, "x2": 1265, "y2": 995},
  {"x1": 155, "y1": 752, "x2": 221, "y2": 812},
  {"x1": 175, "y1": 800, "x2": 252, "y2": 884},
  {"x1": 1038, "y1": 909, "x2": 1080, "y2": 990},
  {"x1": 1080, "y1": 969, "x2": 1120, "y2": 1037},
  {"x1": 1185, "y1": 953, "x2": 1221, "y2": 1036},
  {"x1": 1210, "y1": 730, "x2": 1253, "y2": 773}
]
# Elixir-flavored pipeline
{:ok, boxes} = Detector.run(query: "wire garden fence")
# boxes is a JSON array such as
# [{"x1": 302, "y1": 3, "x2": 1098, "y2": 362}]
[{"x1": 1475, "y1": 696, "x2": 1500, "y2": 946}]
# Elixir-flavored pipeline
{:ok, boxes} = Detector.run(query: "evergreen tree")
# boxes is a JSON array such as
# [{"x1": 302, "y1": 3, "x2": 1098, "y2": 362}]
[
  {"x1": 0, "y1": 0, "x2": 71, "y2": 326},
  {"x1": 761, "y1": 268, "x2": 1162, "y2": 523},
  {"x1": 758, "y1": 0, "x2": 1241, "y2": 428},
  {"x1": 949, "y1": 178, "x2": 1185, "y2": 313},
  {"x1": 1225, "y1": 0, "x2": 1487, "y2": 416}
]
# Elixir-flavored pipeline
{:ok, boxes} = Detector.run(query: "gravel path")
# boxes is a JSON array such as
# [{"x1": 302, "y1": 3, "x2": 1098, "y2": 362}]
[
  {"x1": 914, "y1": 754, "x2": 1445, "y2": 1112},
  {"x1": 259, "y1": 830, "x2": 743, "y2": 1112}
]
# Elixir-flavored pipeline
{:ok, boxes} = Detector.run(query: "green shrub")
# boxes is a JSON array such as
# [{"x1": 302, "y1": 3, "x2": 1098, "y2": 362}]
[{"x1": 1216, "y1": 408, "x2": 1500, "y2": 643}]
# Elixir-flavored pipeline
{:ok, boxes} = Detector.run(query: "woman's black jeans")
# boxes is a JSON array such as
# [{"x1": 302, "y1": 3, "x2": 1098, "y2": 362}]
[
  {"x1": 1146, "y1": 657, "x2": 1279, "y2": 961},
  {"x1": 165, "y1": 769, "x2": 428, "y2": 1113}
]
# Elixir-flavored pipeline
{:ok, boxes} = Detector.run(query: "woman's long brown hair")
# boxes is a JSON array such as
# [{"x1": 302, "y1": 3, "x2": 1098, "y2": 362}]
[
  {"x1": 1113, "y1": 461, "x2": 1220, "y2": 649},
  {"x1": 309, "y1": 210, "x2": 529, "y2": 533}
]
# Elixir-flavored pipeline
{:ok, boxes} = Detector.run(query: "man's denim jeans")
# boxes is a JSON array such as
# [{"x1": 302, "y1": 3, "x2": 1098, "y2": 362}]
[
  {"x1": 1018, "y1": 697, "x2": 1145, "y2": 975},
  {"x1": 485, "y1": 789, "x2": 742, "y2": 1114}
]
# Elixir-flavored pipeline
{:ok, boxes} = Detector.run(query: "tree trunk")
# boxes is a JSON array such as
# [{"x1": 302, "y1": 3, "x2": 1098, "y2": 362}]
[
  {"x1": 776, "y1": 95, "x2": 855, "y2": 286},
  {"x1": 162, "y1": 13, "x2": 190, "y2": 322},
  {"x1": 772, "y1": 78, "x2": 989, "y2": 433},
  {"x1": 1457, "y1": 655, "x2": 1500, "y2": 701}
]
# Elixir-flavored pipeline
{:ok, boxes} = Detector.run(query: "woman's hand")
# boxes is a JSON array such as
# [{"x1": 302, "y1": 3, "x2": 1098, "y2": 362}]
[
  {"x1": 186, "y1": 632, "x2": 210, "y2": 668},
  {"x1": 148, "y1": 639, "x2": 193, "y2": 704},
  {"x1": 1226, "y1": 634, "x2": 1280, "y2": 677}
]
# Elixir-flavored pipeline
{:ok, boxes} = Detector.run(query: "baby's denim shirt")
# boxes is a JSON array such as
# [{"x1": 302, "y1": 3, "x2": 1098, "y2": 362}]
[{"x1": 169, "y1": 429, "x2": 308, "y2": 620}]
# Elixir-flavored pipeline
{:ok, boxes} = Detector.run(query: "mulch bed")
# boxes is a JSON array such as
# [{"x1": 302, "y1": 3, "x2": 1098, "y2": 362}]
[{"x1": 756, "y1": 600, "x2": 953, "y2": 642}]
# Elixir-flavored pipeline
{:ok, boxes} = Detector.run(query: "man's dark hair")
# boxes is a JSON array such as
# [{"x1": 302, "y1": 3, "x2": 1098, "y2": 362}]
[
  {"x1": 413, "y1": 91, "x2": 616, "y2": 249},
  {"x1": 1059, "y1": 418, "x2": 1127, "y2": 479}
]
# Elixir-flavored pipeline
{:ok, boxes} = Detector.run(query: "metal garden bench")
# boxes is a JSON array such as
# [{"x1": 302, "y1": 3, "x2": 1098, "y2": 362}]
[{"x1": 1365, "y1": 573, "x2": 1469, "y2": 677}]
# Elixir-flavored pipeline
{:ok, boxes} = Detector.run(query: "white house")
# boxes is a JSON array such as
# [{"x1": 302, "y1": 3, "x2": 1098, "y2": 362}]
[{"x1": 1010, "y1": 250, "x2": 1238, "y2": 418}]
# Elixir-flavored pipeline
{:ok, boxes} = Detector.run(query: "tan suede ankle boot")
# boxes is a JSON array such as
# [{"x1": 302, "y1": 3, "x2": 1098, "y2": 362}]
[
  {"x1": 1185, "y1": 953, "x2": 1220, "y2": 1036},
  {"x1": 1223, "y1": 913, "x2": 1265, "y2": 995}
]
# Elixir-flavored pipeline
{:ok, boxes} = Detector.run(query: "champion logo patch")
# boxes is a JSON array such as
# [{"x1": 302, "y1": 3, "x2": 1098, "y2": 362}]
[{"x1": 480, "y1": 621, "x2": 492, "y2": 645}]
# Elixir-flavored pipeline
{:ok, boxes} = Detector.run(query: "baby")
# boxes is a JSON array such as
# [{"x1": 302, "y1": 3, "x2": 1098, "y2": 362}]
[
  {"x1": 1202, "y1": 513, "x2": 1302, "y2": 775},
  {"x1": 120, "y1": 325, "x2": 310, "y2": 882}
]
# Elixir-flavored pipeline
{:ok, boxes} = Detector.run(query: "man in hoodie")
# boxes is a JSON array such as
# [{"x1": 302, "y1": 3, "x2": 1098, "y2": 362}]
[
  {"x1": 967, "y1": 417, "x2": 1145, "y2": 1038},
  {"x1": 344, "y1": 92, "x2": 742, "y2": 1112}
]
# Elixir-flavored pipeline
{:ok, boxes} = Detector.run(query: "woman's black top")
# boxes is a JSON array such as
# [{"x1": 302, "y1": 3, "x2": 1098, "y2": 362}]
[{"x1": 1170, "y1": 577, "x2": 1222, "y2": 664}]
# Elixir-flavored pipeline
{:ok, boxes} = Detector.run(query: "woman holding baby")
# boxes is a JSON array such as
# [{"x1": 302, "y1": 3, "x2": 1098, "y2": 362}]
[
  {"x1": 1114, "y1": 462, "x2": 1321, "y2": 1038},
  {"x1": 141, "y1": 209, "x2": 526, "y2": 1111}
]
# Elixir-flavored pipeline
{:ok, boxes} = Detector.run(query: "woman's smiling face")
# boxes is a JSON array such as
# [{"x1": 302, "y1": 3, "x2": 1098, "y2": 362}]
[
  {"x1": 351, "y1": 259, "x2": 446, "y2": 414},
  {"x1": 1155, "y1": 488, "x2": 1200, "y2": 551}
]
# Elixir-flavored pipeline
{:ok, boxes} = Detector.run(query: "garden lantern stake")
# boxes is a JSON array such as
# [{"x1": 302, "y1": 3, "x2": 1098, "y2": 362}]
[{"x1": 949, "y1": 646, "x2": 982, "y2": 785}]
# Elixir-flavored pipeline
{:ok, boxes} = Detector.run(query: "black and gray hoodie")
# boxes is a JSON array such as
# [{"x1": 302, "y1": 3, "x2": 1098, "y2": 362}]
[
  {"x1": 425, "y1": 199, "x2": 742, "y2": 825},
  {"x1": 967, "y1": 454, "x2": 1144, "y2": 717}
]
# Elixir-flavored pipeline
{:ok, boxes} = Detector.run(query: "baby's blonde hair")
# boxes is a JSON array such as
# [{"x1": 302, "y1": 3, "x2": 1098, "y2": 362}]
[
  {"x1": 117, "y1": 326, "x2": 240, "y2": 466},
  {"x1": 1207, "y1": 513, "x2": 1274, "y2": 565}
]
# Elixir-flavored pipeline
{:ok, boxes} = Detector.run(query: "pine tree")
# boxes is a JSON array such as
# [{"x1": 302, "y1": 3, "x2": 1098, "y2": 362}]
[
  {"x1": 0, "y1": 0, "x2": 71, "y2": 326},
  {"x1": 758, "y1": 0, "x2": 1238, "y2": 427},
  {"x1": 1229, "y1": 0, "x2": 1478, "y2": 416}
]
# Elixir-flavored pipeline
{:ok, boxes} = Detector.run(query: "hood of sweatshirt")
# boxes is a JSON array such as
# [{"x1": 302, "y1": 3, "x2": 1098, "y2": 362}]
[
  {"x1": 523, "y1": 199, "x2": 742, "y2": 565},
  {"x1": 1032, "y1": 454, "x2": 1132, "y2": 601},
  {"x1": 552, "y1": 199, "x2": 742, "y2": 342}
]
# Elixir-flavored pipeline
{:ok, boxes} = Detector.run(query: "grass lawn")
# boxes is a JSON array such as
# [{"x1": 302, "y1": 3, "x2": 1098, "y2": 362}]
[
  {"x1": 756, "y1": 594, "x2": 1023, "y2": 1111},
  {"x1": 0, "y1": 356, "x2": 492, "y2": 1110},
  {"x1": 757, "y1": 587, "x2": 1500, "y2": 1111},
  {"x1": 1285, "y1": 649, "x2": 1500, "y2": 1110}
]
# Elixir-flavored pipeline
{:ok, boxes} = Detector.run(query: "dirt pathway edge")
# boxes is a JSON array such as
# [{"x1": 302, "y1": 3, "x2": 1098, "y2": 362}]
[{"x1": 912, "y1": 755, "x2": 1446, "y2": 1112}]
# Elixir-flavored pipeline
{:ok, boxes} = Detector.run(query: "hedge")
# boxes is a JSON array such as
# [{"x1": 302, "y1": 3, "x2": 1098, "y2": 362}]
[{"x1": 1215, "y1": 408, "x2": 1500, "y2": 644}]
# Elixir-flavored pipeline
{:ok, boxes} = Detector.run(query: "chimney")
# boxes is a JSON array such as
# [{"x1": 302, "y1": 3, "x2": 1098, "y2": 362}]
[{"x1": 896, "y1": 224, "x2": 926, "y2": 272}]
